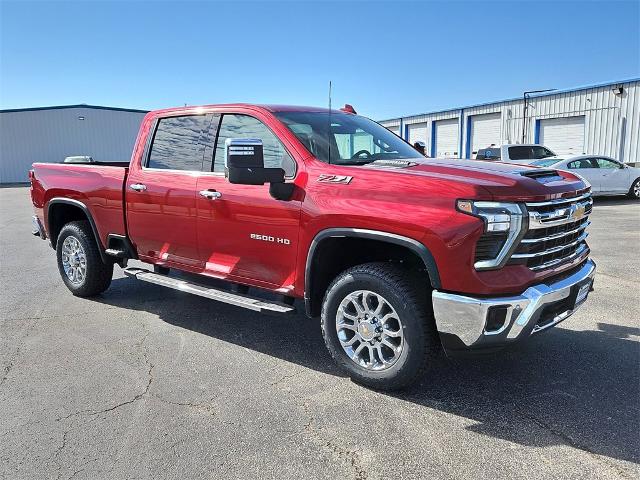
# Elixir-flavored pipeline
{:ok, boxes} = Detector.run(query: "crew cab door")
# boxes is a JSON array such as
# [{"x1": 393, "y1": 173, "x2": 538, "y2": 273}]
[
  {"x1": 126, "y1": 113, "x2": 219, "y2": 268},
  {"x1": 195, "y1": 113, "x2": 301, "y2": 291}
]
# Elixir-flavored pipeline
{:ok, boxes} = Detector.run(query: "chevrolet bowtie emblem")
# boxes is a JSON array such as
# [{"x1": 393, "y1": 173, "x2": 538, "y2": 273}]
[{"x1": 569, "y1": 203, "x2": 586, "y2": 221}]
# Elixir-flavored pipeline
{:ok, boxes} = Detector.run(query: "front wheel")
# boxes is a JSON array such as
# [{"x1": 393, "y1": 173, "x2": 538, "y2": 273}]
[
  {"x1": 56, "y1": 221, "x2": 113, "y2": 296},
  {"x1": 628, "y1": 178, "x2": 640, "y2": 199},
  {"x1": 321, "y1": 262, "x2": 439, "y2": 390}
]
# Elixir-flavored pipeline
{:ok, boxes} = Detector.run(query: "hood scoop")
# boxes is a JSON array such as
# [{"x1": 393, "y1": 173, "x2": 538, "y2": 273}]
[{"x1": 519, "y1": 169, "x2": 564, "y2": 184}]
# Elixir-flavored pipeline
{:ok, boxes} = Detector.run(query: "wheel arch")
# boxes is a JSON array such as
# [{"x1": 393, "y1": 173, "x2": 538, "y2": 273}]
[
  {"x1": 47, "y1": 198, "x2": 108, "y2": 263},
  {"x1": 304, "y1": 228, "x2": 441, "y2": 317}
]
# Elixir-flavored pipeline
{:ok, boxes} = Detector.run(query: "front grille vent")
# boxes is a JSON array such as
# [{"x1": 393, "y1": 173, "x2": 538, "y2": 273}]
[{"x1": 475, "y1": 233, "x2": 508, "y2": 262}]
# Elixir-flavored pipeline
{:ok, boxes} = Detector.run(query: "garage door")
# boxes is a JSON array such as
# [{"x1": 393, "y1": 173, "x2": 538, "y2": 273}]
[
  {"x1": 470, "y1": 113, "x2": 501, "y2": 157},
  {"x1": 434, "y1": 118, "x2": 459, "y2": 157},
  {"x1": 407, "y1": 122, "x2": 428, "y2": 146},
  {"x1": 386, "y1": 125, "x2": 400, "y2": 136},
  {"x1": 539, "y1": 116, "x2": 585, "y2": 156}
]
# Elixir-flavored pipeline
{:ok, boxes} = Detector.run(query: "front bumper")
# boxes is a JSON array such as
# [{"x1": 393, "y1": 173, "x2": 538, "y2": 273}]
[{"x1": 432, "y1": 259, "x2": 596, "y2": 352}]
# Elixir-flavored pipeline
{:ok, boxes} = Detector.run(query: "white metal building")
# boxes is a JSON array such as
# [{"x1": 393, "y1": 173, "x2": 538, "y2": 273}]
[
  {"x1": 0, "y1": 104, "x2": 148, "y2": 183},
  {"x1": 380, "y1": 78, "x2": 640, "y2": 164}
]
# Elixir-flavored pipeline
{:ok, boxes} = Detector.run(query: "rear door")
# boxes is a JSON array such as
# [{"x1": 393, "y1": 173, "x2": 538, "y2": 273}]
[
  {"x1": 126, "y1": 113, "x2": 219, "y2": 268},
  {"x1": 566, "y1": 158, "x2": 602, "y2": 192},
  {"x1": 594, "y1": 158, "x2": 629, "y2": 193},
  {"x1": 195, "y1": 112, "x2": 301, "y2": 291}
]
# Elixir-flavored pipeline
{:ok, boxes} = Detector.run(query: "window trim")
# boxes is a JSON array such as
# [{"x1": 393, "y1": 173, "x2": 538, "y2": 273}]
[
  {"x1": 212, "y1": 112, "x2": 298, "y2": 178},
  {"x1": 143, "y1": 113, "x2": 219, "y2": 174}
]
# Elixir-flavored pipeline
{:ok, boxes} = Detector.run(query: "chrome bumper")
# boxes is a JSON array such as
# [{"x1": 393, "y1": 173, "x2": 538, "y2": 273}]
[
  {"x1": 32, "y1": 215, "x2": 46, "y2": 239},
  {"x1": 432, "y1": 259, "x2": 596, "y2": 351}
]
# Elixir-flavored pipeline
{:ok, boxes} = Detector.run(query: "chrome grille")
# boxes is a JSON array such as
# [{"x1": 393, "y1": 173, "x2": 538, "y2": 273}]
[{"x1": 509, "y1": 193, "x2": 593, "y2": 271}]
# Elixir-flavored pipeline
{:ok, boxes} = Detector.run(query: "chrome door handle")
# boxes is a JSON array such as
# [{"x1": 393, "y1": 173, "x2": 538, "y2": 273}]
[
  {"x1": 130, "y1": 183, "x2": 147, "y2": 192},
  {"x1": 199, "y1": 189, "x2": 222, "y2": 200}
]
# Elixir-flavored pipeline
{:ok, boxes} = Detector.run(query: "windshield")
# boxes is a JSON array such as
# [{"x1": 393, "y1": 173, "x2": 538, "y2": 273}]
[
  {"x1": 274, "y1": 111, "x2": 422, "y2": 165},
  {"x1": 508, "y1": 145, "x2": 556, "y2": 160},
  {"x1": 531, "y1": 158, "x2": 562, "y2": 167}
]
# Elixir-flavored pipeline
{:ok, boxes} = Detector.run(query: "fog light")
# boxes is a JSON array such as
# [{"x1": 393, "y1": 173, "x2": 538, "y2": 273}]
[{"x1": 485, "y1": 306, "x2": 509, "y2": 333}]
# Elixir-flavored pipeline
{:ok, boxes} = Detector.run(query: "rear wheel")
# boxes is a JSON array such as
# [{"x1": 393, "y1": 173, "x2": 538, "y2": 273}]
[
  {"x1": 56, "y1": 221, "x2": 113, "y2": 296},
  {"x1": 321, "y1": 262, "x2": 439, "y2": 390},
  {"x1": 628, "y1": 178, "x2": 640, "y2": 199}
]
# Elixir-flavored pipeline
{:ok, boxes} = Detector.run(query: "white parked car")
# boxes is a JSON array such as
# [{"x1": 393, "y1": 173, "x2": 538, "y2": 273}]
[
  {"x1": 530, "y1": 155, "x2": 640, "y2": 198},
  {"x1": 475, "y1": 144, "x2": 556, "y2": 163}
]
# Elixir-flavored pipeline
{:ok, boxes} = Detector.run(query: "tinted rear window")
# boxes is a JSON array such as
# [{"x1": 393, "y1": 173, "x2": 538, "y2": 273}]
[
  {"x1": 508, "y1": 146, "x2": 555, "y2": 160},
  {"x1": 147, "y1": 115, "x2": 217, "y2": 171}
]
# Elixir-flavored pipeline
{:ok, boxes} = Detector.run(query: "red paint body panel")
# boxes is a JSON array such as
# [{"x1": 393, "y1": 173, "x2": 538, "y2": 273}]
[
  {"x1": 30, "y1": 103, "x2": 591, "y2": 299},
  {"x1": 30, "y1": 163, "x2": 127, "y2": 248}
]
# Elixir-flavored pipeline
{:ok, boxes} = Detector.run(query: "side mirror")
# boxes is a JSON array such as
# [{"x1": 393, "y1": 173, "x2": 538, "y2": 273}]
[
  {"x1": 225, "y1": 138, "x2": 294, "y2": 200},
  {"x1": 225, "y1": 138, "x2": 284, "y2": 185}
]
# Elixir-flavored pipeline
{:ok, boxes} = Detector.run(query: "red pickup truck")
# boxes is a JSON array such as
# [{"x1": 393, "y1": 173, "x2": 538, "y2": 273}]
[{"x1": 29, "y1": 103, "x2": 596, "y2": 389}]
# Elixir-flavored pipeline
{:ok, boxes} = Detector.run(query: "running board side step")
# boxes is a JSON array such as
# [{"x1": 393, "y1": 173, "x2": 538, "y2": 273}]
[{"x1": 123, "y1": 267, "x2": 295, "y2": 314}]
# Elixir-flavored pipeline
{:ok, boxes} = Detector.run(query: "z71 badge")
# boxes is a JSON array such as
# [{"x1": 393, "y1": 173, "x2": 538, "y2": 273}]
[{"x1": 317, "y1": 174, "x2": 353, "y2": 184}]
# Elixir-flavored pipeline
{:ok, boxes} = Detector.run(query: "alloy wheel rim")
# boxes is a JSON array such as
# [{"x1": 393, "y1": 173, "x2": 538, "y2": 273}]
[
  {"x1": 336, "y1": 290, "x2": 404, "y2": 371},
  {"x1": 634, "y1": 182, "x2": 640, "y2": 198},
  {"x1": 61, "y1": 236, "x2": 87, "y2": 285}
]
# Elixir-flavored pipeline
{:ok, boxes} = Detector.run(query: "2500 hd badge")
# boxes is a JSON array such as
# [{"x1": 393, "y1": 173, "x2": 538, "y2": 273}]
[{"x1": 250, "y1": 233, "x2": 291, "y2": 245}]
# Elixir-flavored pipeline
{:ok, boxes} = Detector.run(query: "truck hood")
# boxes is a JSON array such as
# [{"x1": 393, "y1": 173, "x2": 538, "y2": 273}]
[{"x1": 362, "y1": 158, "x2": 588, "y2": 201}]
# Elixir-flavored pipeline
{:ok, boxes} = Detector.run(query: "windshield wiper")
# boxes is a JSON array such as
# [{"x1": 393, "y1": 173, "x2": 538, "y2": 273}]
[{"x1": 337, "y1": 159, "x2": 376, "y2": 166}]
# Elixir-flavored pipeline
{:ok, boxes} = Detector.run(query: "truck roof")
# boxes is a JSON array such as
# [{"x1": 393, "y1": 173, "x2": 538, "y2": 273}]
[{"x1": 150, "y1": 104, "x2": 334, "y2": 116}]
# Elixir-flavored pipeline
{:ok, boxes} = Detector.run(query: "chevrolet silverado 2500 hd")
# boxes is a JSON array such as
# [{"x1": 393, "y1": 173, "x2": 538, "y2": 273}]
[{"x1": 30, "y1": 104, "x2": 596, "y2": 390}]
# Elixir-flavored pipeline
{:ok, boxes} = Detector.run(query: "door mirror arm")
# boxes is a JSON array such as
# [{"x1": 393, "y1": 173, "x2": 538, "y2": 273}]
[{"x1": 269, "y1": 182, "x2": 295, "y2": 201}]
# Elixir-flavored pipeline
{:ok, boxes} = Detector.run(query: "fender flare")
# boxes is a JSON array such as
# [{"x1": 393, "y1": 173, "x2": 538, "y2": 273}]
[
  {"x1": 47, "y1": 197, "x2": 108, "y2": 263},
  {"x1": 304, "y1": 228, "x2": 441, "y2": 315}
]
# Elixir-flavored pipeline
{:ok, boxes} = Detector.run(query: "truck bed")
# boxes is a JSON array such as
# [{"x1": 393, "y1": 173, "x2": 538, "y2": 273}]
[{"x1": 30, "y1": 162, "x2": 129, "y2": 248}]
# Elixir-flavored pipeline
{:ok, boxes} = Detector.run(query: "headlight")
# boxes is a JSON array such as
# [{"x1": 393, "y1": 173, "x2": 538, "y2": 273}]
[{"x1": 457, "y1": 200, "x2": 525, "y2": 270}]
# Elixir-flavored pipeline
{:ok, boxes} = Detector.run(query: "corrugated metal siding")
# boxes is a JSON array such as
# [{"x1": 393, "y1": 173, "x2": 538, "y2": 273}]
[
  {"x1": 0, "y1": 107, "x2": 146, "y2": 183},
  {"x1": 380, "y1": 79, "x2": 639, "y2": 163},
  {"x1": 380, "y1": 119, "x2": 401, "y2": 128}
]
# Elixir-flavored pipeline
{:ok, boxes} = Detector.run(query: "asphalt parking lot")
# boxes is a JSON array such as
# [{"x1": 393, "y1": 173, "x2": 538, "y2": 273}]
[{"x1": 1, "y1": 186, "x2": 638, "y2": 480}]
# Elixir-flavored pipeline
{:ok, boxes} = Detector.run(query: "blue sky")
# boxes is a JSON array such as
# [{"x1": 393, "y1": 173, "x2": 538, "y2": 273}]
[{"x1": 1, "y1": 0, "x2": 639, "y2": 119}]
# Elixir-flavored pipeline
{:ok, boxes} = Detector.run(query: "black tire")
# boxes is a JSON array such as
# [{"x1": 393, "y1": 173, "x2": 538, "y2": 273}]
[
  {"x1": 628, "y1": 178, "x2": 640, "y2": 199},
  {"x1": 56, "y1": 220, "x2": 113, "y2": 297},
  {"x1": 321, "y1": 262, "x2": 439, "y2": 391}
]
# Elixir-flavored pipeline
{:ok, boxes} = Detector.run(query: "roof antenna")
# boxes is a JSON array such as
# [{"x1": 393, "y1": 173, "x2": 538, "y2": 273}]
[{"x1": 328, "y1": 80, "x2": 332, "y2": 165}]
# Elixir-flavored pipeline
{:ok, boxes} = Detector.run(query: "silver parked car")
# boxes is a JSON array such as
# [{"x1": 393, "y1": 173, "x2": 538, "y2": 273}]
[{"x1": 530, "y1": 155, "x2": 640, "y2": 198}]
